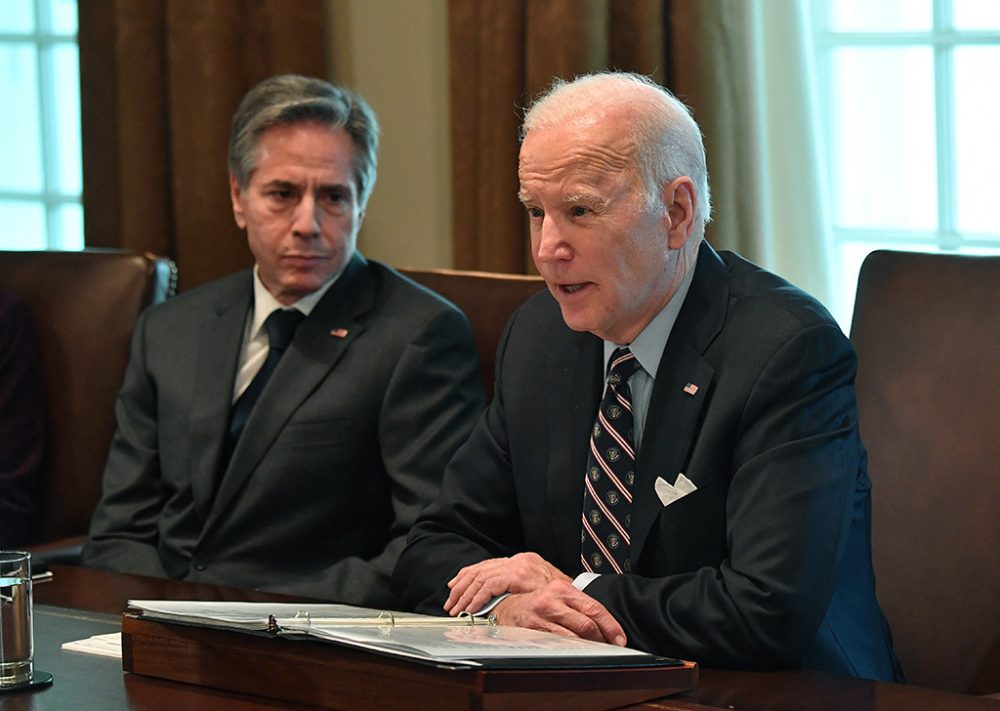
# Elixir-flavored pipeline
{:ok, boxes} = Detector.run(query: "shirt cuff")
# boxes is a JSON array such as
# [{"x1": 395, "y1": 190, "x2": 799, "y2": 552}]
[
  {"x1": 470, "y1": 592, "x2": 510, "y2": 617},
  {"x1": 573, "y1": 572, "x2": 600, "y2": 590}
]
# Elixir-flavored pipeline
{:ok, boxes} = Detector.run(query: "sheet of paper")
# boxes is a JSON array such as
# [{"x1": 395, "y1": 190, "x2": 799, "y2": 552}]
[
  {"x1": 128, "y1": 600, "x2": 428, "y2": 628},
  {"x1": 294, "y1": 622, "x2": 650, "y2": 662},
  {"x1": 61, "y1": 632, "x2": 122, "y2": 659}
]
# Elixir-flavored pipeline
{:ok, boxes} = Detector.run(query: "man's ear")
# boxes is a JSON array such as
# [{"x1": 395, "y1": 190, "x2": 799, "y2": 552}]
[
  {"x1": 229, "y1": 174, "x2": 247, "y2": 229},
  {"x1": 662, "y1": 176, "x2": 696, "y2": 250}
]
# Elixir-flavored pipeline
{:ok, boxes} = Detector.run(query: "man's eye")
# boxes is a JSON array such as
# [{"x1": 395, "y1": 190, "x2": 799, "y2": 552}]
[
  {"x1": 324, "y1": 190, "x2": 347, "y2": 203},
  {"x1": 269, "y1": 190, "x2": 293, "y2": 200},
  {"x1": 527, "y1": 207, "x2": 544, "y2": 218},
  {"x1": 570, "y1": 206, "x2": 589, "y2": 217}
]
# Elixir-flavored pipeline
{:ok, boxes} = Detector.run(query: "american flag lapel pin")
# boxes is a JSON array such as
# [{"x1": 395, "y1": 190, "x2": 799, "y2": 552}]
[
  {"x1": 683, "y1": 382, "x2": 699, "y2": 396},
  {"x1": 329, "y1": 328, "x2": 349, "y2": 338}
]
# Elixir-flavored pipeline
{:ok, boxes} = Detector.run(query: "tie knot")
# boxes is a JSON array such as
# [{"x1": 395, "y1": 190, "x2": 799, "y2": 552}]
[
  {"x1": 606, "y1": 347, "x2": 639, "y2": 387},
  {"x1": 263, "y1": 308, "x2": 305, "y2": 352}
]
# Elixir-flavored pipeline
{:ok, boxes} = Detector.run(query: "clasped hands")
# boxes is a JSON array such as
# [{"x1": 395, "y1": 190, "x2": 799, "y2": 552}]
[{"x1": 442, "y1": 552, "x2": 626, "y2": 646}]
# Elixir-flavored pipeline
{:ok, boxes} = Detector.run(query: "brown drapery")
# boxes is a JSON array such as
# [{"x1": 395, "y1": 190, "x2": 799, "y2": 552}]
[
  {"x1": 448, "y1": 0, "x2": 666, "y2": 274},
  {"x1": 448, "y1": 0, "x2": 761, "y2": 275},
  {"x1": 78, "y1": 0, "x2": 327, "y2": 291}
]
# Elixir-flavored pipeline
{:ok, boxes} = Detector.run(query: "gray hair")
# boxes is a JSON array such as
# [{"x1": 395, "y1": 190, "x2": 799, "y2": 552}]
[
  {"x1": 228, "y1": 74, "x2": 380, "y2": 210},
  {"x1": 522, "y1": 72, "x2": 712, "y2": 231}
]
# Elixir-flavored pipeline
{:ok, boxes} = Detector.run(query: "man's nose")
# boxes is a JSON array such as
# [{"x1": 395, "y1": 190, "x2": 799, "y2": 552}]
[
  {"x1": 534, "y1": 217, "x2": 570, "y2": 262},
  {"x1": 292, "y1": 195, "x2": 321, "y2": 237}
]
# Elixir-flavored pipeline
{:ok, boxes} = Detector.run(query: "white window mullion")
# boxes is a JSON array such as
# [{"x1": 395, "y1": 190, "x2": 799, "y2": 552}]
[
  {"x1": 35, "y1": 0, "x2": 60, "y2": 249},
  {"x1": 933, "y1": 0, "x2": 960, "y2": 250}
]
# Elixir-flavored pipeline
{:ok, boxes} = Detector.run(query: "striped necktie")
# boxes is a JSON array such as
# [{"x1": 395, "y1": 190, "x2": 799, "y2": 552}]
[{"x1": 581, "y1": 347, "x2": 640, "y2": 574}]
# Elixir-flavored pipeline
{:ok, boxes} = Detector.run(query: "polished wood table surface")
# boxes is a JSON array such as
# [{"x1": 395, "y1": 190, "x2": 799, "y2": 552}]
[{"x1": 3, "y1": 565, "x2": 996, "y2": 711}]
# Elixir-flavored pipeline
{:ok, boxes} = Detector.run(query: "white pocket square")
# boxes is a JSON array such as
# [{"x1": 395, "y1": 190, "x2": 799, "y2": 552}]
[{"x1": 654, "y1": 473, "x2": 698, "y2": 507}]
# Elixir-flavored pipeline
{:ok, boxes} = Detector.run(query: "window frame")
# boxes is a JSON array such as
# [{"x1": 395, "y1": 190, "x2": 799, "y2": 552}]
[
  {"x1": 0, "y1": 0, "x2": 82, "y2": 250},
  {"x1": 810, "y1": 0, "x2": 1000, "y2": 323}
]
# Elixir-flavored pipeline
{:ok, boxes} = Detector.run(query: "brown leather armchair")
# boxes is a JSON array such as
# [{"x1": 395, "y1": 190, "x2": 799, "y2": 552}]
[
  {"x1": 399, "y1": 267, "x2": 545, "y2": 401},
  {"x1": 0, "y1": 249, "x2": 176, "y2": 560},
  {"x1": 850, "y1": 250, "x2": 1000, "y2": 696}
]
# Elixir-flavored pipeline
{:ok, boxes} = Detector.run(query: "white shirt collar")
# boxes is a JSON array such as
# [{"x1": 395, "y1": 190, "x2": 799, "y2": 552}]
[{"x1": 248, "y1": 265, "x2": 340, "y2": 338}]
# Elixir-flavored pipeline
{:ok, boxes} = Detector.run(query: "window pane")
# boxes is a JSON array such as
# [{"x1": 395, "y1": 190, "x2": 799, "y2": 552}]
[
  {"x1": 50, "y1": 202, "x2": 83, "y2": 249},
  {"x1": 50, "y1": 42, "x2": 82, "y2": 194},
  {"x1": 830, "y1": 0, "x2": 932, "y2": 32},
  {"x1": 0, "y1": 1, "x2": 34, "y2": 33},
  {"x1": 830, "y1": 47, "x2": 937, "y2": 230},
  {"x1": 953, "y1": 0, "x2": 1000, "y2": 30},
  {"x1": 0, "y1": 44, "x2": 44, "y2": 193},
  {"x1": 954, "y1": 47, "x2": 1000, "y2": 235},
  {"x1": 47, "y1": 0, "x2": 79, "y2": 35},
  {"x1": 0, "y1": 201, "x2": 46, "y2": 249}
]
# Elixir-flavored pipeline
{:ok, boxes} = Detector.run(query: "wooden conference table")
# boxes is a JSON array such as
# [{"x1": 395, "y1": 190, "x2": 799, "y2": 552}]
[{"x1": 2, "y1": 564, "x2": 996, "y2": 711}]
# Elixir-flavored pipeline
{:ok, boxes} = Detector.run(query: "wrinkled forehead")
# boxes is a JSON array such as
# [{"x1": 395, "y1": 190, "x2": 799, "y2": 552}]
[{"x1": 518, "y1": 116, "x2": 638, "y2": 189}]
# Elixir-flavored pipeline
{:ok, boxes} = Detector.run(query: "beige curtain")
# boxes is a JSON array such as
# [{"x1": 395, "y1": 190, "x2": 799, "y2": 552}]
[
  {"x1": 448, "y1": 0, "x2": 665, "y2": 274},
  {"x1": 671, "y1": 0, "x2": 832, "y2": 306},
  {"x1": 448, "y1": 0, "x2": 831, "y2": 309},
  {"x1": 78, "y1": 0, "x2": 328, "y2": 291}
]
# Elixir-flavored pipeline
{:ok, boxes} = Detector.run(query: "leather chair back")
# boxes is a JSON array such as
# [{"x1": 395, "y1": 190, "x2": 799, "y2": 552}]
[
  {"x1": 0, "y1": 249, "x2": 176, "y2": 544},
  {"x1": 850, "y1": 249, "x2": 1000, "y2": 695},
  {"x1": 400, "y1": 268, "x2": 545, "y2": 400}
]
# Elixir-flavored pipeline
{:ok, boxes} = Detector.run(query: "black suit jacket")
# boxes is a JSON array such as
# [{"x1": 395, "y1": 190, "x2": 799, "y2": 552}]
[
  {"x1": 394, "y1": 243, "x2": 902, "y2": 680},
  {"x1": 84, "y1": 254, "x2": 485, "y2": 606}
]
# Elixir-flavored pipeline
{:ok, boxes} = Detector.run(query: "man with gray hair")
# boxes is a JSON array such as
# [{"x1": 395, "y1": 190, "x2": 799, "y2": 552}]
[
  {"x1": 393, "y1": 72, "x2": 901, "y2": 680},
  {"x1": 84, "y1": 75, "x2": 485, "y2": 606}
]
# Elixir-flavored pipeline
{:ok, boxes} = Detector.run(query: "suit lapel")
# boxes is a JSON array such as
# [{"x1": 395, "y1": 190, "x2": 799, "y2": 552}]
[
  {"x1": 546, "y1": 331, "x2": 603, "y2": 572},
  {"x1": 189, "y1": 276, "x2": 251, "y2": 522},
  {"x1": 630, "y1": 242, "x2": 729, "y2": 563},
  {"x1": 202, "y1": 255, "x2": 376, "y2": 536}
]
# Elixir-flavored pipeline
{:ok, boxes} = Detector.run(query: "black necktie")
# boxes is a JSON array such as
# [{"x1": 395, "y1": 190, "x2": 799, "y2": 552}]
[
  {"x1": 581, "y1": 347, "x2": 640, "y2": 574},
  {"x1": 219, "y1": 308, "x2": 305, "y2": 472}
]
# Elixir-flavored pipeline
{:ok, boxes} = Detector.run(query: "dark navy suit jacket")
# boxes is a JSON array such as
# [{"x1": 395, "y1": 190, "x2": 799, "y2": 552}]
[{"x1": 394, "y1": 242, "x2": 902, "y2": 680}]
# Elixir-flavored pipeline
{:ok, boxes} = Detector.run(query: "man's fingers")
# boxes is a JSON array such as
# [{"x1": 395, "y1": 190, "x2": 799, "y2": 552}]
[
  {"x1": 564, "y1": 592, "x2": 626, "y2": 646},
  {"x1": 448, "y1": 579, "x2": 498, "y2": 615},
  {"x1": 494, "y1": 583, "x2": 628, "y2": 647},
  {"x1": 444, "y1": 554, "x2": 568, "y2": 615},
  {"x1": 444, "y1": 576, "x2": 484, "y2": 614}
]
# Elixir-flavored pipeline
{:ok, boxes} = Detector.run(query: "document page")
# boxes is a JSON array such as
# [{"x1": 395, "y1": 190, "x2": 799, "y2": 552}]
[
  {"x1": 128, "y1": 600, "x2": 430, "y2": 629},
  {"x1": 293, "y1": 622, "x2": 652, "y2": 664}
]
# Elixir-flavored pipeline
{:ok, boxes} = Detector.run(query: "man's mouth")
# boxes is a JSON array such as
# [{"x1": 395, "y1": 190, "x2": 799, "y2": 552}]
[{"x1": 560, "y1": 283, "x2": 588, "y2": 294}]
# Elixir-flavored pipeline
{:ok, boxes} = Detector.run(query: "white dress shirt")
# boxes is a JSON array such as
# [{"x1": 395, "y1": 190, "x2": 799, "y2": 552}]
[{"x1": 231, "y1": 266, "x2": 340, "y2": 403}]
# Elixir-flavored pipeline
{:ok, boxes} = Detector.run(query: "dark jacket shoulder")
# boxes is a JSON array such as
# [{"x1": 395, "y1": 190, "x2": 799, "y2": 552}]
[{"x1": 719, "y1": 250, "x2": 840, "y2": 332}]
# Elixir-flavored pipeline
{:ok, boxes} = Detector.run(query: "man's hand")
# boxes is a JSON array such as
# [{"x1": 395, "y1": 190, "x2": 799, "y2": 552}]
[
  {"x1": 444, "y1": 552, "x2": 572, "y2": 615},
  {"x1": 493, "y1": 581, "x2": 627, "y2": 646}
]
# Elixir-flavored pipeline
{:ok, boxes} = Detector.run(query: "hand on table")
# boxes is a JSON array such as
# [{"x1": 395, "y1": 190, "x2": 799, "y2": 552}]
[
  {"x1": 442, "y1": 552, "x2": 626, "y2": 646},
  {"x1": 444, "y1": 552, "x2": 571, "y2": 615},
  {"x1": 492, "y1": 581, "x2": 627, "y2": 646}
]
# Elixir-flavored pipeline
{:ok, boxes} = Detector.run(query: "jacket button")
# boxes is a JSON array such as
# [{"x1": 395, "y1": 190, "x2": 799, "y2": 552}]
[{"x1": 193, "y1": 560, "x2": 206, "y2": 571}]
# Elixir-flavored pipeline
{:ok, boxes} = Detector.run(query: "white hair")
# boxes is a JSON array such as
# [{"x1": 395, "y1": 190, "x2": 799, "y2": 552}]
[{"x1": 522, "y1": 72, "x2": 712, "y2": 231}]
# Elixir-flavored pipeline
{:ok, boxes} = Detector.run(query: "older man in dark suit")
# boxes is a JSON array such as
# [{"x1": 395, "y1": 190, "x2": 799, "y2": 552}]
[
  {"x1": 393, "y1": 72, "x2": 902, "y2": 680},
  {"x1": 83, "y1": 75, "x2": 484, "y2": 606}
]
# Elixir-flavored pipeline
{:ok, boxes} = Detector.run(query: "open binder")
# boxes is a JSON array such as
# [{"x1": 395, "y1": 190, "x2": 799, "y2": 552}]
[
  {"x1": 128, "y1": 599, "x2": 682, "y2": 670},
  {"x1": 123, "y1": 600, "x2": 698, "y2": 710}
]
